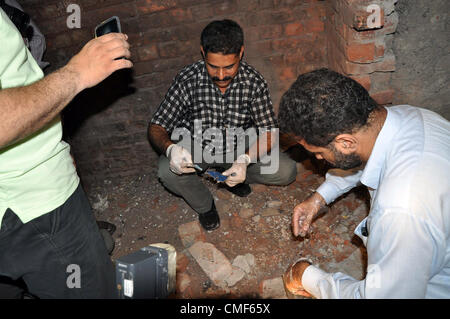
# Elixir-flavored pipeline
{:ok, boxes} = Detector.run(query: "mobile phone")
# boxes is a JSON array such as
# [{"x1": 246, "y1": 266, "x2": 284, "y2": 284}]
[{"x1": 94, "y1": 16, "x2": 121, "y2": 38}]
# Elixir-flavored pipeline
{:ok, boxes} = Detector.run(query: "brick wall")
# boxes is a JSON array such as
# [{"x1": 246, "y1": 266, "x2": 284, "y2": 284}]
[
  {"x1": 18, "y1": 0, "x2": 399, "y2": 187},
  {"x1": 326, "y1": 0, "x2": 398, "y2": 104},
  {"x1": 19, "y1": 0, "x2": 328, "y2": 186}
]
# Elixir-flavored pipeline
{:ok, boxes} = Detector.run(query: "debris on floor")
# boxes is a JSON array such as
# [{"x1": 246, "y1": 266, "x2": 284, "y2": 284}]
[{"x1": 88, "y1": 155, "x2": 370, "y2": 299}]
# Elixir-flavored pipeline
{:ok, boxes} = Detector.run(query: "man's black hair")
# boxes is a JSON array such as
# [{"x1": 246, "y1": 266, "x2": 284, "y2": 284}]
[
  {"x1": 200, "y1": 19, "x2": 243, "y2": 56},
  {"x1": 278, "y1": 68, "x2": 379, "y2": 147}
]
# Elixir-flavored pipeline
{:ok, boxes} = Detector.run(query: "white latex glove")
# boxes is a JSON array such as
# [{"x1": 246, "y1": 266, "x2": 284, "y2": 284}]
[
  {"x1": 222, "y1": 154, "x2": 251, "y2": 187},
  {"x1": 166, "y1": 144, "x2": 196, "y2": 175}
]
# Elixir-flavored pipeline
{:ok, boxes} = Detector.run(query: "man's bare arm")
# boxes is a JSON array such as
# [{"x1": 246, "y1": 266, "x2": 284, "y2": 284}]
[
  {"x1": 0, "y1": 33, "x2": 132, "y2": 148},
  {"x1": 148, "y1": 124, "x2": 173, "y2": 155}
]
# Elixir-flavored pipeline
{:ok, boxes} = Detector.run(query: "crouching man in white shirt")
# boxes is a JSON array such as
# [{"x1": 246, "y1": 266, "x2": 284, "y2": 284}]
[{"x1": 278, "y1": 68, "x2": 450, "y2": 299}]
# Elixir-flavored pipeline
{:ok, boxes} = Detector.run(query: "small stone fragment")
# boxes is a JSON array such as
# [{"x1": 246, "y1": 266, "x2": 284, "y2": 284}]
[
  {"x1": 260, "y1": 277, "x2": 288, "y2": 299},
  {"x1": 260, "y1": 207, "x2": 281, "y2": 217},
  {"x1": 239, "y1": 207, "x2": 255, "y2": 219},
  {"x1": 267, "y1": 201, "x2": 283, "y2": 209}
]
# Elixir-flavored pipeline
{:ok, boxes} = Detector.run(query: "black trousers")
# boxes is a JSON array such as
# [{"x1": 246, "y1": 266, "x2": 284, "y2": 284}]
[{"x1": 0, "y1": 184, "x2": 117, "y2": 298}]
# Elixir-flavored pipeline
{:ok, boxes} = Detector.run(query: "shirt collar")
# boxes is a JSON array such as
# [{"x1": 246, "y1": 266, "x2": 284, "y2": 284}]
[{"x1": 360, "y1": 107, "x2": 400, "y2": 190}]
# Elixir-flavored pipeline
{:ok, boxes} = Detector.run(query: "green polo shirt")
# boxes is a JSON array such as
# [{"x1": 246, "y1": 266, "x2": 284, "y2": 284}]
[{"x1": 0, "y1": 9, "x2": 79, "y2": 229}]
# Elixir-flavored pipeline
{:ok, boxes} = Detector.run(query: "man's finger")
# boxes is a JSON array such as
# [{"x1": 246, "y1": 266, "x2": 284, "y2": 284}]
[
  {"x1": 112, "y1": 58, "x2": 133, "y2": 71},
  {"x1": 108, "y1": 47, "x2": 131, "y2": 60},
  {"x1": 97, "y1": 32, "x2": 128, "y2": 42},
  {"x1": 292, "y1": 207, "x2": 310, "y2": 237},
  {"x1": 222, "y1": 168, "x2": 232, "y2": 176},
  {"x1": 292, "y1": 208, "x2": 302, "y2": 236}
]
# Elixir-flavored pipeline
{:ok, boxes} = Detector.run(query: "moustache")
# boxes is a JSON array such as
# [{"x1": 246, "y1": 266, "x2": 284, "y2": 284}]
[{"x1": 212, "y1": 76, "x2": 232, "y2": 82}]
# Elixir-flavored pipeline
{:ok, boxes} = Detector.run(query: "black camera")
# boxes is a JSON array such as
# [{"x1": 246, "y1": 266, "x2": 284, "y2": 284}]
[{"x1": 94, "y1": 16, "x2": 121, "y2": 38}]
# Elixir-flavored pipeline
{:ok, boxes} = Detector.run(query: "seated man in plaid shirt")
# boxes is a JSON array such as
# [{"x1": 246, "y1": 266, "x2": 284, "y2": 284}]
[{"x1": 148, "y1": 19, "x2": 297, "y2": 231}]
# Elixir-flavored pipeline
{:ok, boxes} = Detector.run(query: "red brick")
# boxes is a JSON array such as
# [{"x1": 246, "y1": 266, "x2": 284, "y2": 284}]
[
  {"x1": 237, "y1": 0, "x2": 259, "y2": 12},
  {"x1": 82, "y1": 4, "x2": 138, "y2": 28},
  {"x1": 176, "y1": 272, "x2": 191, "y2": 293},
  {"x1": 136, "y1": 0, "x2": 177, "y2": 15},
  {"x1": 345, "y1": 42, "x2": 375, "y2": 63},
  {"x1": 272, "y1": 38, "x2": 307, "y2": 52},
  {"x1": 139, "y1": 8, "x2": 193, "y2": 29},
  {"x1": 279, "y1": 67, "x2": 296, "y2": 81},
  {"x1": 259, "y1": 24, "x2": 283, "y2": 40},
  {"x1": 370, "y1": 89, "x2": 395, "y2": 105},
  {"x1": 375, "y1": 43, "x2": 385, "y2": 58},
  {"x1": 178, "y1": 220, "x2": 206, "y2": 248},
  {"x1": 306, "y1": 4, "x2": 326, "y2": 19},
  {"x1": 246, "y1": 40, "x2": 273, "y2": 58},
  {"x1": 190, "y1": 3, "x2": 215, "y2": 20},
  {"x1": 213, "y1": 0, "x2": 238, "y2": 16},
  {"x1": 303, "y1": 18, "x2": 325, "y2": 33},
  {"x1": 351, "y1": 74, "x2": 371, "y2": 91},
  {"x1": 284, "y1": 22, "x2": 304, "y2": 36},
  {"x1": 333, "y1": 19, "x2": 376, "y2": 43},
  {"x1": 330, "y1": 42, "x2": 395, "y2": 75},
  {"x1": 137, "y1": 44, "x2": 159, "y2": 62},
  {"x1": 158, "y1": 40, "x2": 196, "y2": 59},
  {"x1": 176, "y1": 253, "x2": 190, "y2": 273},
  {"x1": 46, "y1": 33, "x2": 72, "y2": 49}
]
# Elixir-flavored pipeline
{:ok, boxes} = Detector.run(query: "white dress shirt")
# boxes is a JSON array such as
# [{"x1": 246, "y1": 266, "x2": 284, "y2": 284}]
[{"x1": 302, "y1": 105, "x2": 450, "y2": 298}]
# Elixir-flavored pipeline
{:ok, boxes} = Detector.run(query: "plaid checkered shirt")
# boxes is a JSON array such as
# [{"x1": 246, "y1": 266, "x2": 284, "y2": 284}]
[{"x1": 151, "y1": 60, "x2": 278, "y2": 155}]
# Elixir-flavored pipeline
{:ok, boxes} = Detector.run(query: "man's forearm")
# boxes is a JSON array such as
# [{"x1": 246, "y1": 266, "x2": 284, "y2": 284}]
[
  {"x1": 315, "y1": 169, "x2": 363, "y2": 205},
  {"x1": 0, "y1": 32, "x2": 132, "y2": 149},
  {"x1": 148, "y1": 124, "x2": 173, "y2": 155},
  {"x1": 0, "y1": 66, "x2": 81, "y2": 148}
]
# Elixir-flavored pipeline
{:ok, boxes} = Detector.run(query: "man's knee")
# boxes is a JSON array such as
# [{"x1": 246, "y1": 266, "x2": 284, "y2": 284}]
[
  {"x1": 249, "y1": 153, "x2": 297, "y2": 186},
  {"x1": 157, "y1": 155, "x2": 181, "y2": 188},
  {"x1": 157, "y1": 155, "x2": 171, "y2": 182},
  {"x1": 274, "y1": 155, "x2": 297, "y2": 185}
]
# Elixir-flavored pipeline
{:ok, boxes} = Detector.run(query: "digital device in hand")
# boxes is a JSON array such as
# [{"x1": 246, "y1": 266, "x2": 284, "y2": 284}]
[{"x1": 94, "y1": 16, "x2": 121, "y2": 38}]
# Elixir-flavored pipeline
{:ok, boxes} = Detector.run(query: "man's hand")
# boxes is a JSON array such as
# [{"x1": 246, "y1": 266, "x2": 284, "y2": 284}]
[
  {"x1": 222, "y1": 154, "x2": 251, "y2": 187},
  {"x1": 283, "y1": 260, "x2": 313, "y2": 298},
  {"x1": 65, "y1": 33, "x2": 133, "y2": 93},
  {"x1": 166, "y1": 144, "x2": 196, "y2": 175},
  {"x1": 292, "y1": 192, "x2": 326, "y2": 237}
]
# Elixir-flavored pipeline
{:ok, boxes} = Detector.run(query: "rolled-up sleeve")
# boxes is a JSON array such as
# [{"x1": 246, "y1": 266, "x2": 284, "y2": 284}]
[
  {"x1": 316, "y1": 169, "x2": 363, "y2": 205},
  {"x1": 151, "y1": 78, "x2": 188, "y2": 133},
  {"x1": 302, "y1": 209, "x2": 438, "y2": 298}
]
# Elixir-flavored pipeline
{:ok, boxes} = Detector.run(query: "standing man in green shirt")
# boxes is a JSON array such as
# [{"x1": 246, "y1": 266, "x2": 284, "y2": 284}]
[{"x1": 0, "y1": 8, "x2": 132, "y2": 298}]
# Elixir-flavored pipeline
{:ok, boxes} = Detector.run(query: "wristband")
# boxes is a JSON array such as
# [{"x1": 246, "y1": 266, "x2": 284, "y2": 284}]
[
  {"x1": 165, "y1": 144, "x2": 175, "y2": 158},
  {"x1": 237, "y1": 153, "x2": 251, "y2": 166},
  {"x1": 294, "y1": 257, "x2": 313, "y2": 265}
]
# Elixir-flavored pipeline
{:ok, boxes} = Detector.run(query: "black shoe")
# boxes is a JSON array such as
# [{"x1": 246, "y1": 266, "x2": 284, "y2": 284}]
[
  {"x1": 97, "y1": 221, "x2": 116, "y2": 255},
  {"x1": 97, "y1": 220, "x2": 117, "y2": 235},
  {"x1": 99, "y1": 229, "x2": 115, "y2": 255},
  {"x1": 198, "y1": 203, "x2": 220, "y2": 231},
  {"x1": 227, "y1": 183, "x2": 252, "y2": 197}
]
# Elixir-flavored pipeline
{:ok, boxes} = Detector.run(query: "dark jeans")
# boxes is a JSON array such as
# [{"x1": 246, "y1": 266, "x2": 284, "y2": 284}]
[{"x1": 0, "y1": 184, "x2": 116, "y2": 299}]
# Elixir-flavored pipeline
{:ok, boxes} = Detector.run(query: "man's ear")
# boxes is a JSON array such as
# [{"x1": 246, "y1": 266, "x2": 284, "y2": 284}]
[
  {"x1": 200, "y1": 47, "x2": 205, "y2": 59},
  {"x1": 334, "y1": 134, "x2": 358, "y2": 154},
  {"x1": 239, "y1": 46, "x2": 244, "y2": 60}
]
